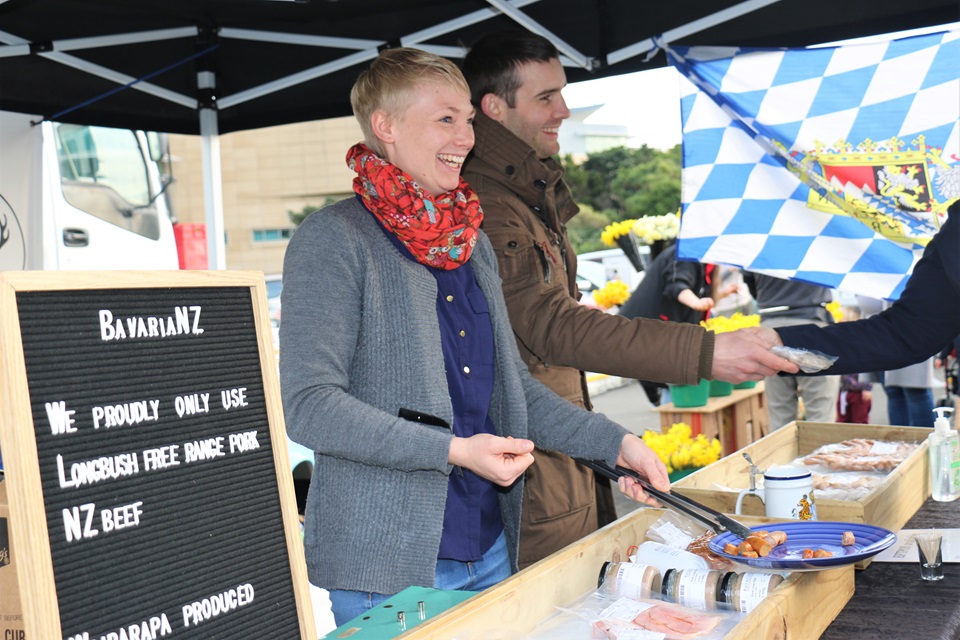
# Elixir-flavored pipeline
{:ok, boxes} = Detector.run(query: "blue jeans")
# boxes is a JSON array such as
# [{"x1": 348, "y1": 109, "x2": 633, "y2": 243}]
[
  {"x1": 885, "y1": 385, "x2": 934, "y2": 428},
  {"x1": 433, "y1": 530, "x2": 511, "y2": 591},
  {"x1": 328, "y1": 530, "x2": 511, "y2": 627}
]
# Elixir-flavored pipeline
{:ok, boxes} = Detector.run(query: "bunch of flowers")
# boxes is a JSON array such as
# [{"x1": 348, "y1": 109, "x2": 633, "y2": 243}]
[
  {"x1": 642, "y1": 423, "x2": 722, "y2": 473},
  {"x1": 600, "y1": 219, "x2": 637, "y2": 248},
  {"x1": 700, "y1": 312, "x2": 760, "y2": 334},
  {"x1": 592, "y1": 279, "x2": 630, "y2": 310},
  {"x1": 631, "y1": 211, "x2": 680, "y2": 245}
]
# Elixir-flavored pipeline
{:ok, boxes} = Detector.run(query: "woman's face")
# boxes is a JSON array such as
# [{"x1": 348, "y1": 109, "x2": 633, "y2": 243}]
[{"x1": 379, "y1": 81, "x2": 475, "y2": 196}]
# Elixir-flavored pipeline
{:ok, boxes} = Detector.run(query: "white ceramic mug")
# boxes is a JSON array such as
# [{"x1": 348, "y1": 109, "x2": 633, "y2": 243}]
[{"x1": 735, "y1": 464, "x2": 817, "y2": 520}]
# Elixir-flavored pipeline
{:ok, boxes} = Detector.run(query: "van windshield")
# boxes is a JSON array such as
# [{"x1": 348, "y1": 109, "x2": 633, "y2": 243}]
[{"x1": 55, "y1": 123, "x2": 162, "y2": 240}]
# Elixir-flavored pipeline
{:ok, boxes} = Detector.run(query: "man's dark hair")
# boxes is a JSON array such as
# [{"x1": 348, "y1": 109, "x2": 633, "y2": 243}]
[{"x1": 462, "y1": 30, "x2": 560, "y2": 107}]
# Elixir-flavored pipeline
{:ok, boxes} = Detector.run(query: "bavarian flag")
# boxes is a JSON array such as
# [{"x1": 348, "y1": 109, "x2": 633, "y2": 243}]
[{"x1": 667, "y1": 28, "x2": 959, "y2": 300}]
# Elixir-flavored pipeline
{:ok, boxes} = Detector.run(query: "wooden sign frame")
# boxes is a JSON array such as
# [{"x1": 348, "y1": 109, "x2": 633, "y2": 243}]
[{"x1": 0, "y1": 270, "x2": 314, "y2": 639}]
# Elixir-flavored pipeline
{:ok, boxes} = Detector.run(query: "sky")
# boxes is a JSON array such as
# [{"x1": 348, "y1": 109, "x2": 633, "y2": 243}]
[
  {"x1": 562, "y1": 21, "x2": 960, "y2": 151},
  {"x1": 564, "y1": 65, "x2": 682, "y2": 151}
]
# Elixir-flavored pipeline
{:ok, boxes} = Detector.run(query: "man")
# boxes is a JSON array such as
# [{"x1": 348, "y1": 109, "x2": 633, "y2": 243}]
[
  {"x1": 461, "y1": 31, "x2": 796, "y2": 567},
  {"x1": 742, "y1": 273, "x2": 841, "y2": 430}
]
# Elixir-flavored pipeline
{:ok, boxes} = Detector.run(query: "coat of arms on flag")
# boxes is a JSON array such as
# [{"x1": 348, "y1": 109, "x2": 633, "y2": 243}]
[{"x1": 666, "y1": 29, "x2": 960, "y2": 300}]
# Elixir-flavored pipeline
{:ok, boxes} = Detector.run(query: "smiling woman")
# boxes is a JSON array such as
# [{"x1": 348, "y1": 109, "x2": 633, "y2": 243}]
[{"x1": 279, "y1": 46, "x2": 669, "y2": 628}]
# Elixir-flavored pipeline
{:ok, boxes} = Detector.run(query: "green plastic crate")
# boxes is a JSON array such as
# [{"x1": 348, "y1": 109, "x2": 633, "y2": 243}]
[
  {"x1": 709, "y1": 380, "x2": 734, "y2": 397},
  {"x1": 669, "y1": 378, "x2": 709, "y2": 408}
]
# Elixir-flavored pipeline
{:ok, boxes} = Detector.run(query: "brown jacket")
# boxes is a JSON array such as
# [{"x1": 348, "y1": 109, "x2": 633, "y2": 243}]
[{"x1": 463, "y1": 114, "x2": 714, "y2": 567}]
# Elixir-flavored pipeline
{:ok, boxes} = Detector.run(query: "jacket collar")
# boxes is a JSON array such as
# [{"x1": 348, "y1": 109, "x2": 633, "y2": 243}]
[{"x1": 468, "y1": 113, "x2": 577, "y2": 223}]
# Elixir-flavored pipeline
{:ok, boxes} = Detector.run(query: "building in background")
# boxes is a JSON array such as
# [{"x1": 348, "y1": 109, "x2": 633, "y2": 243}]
[
  {"x1": 168, "y1": 107, "x2": 628, "y2": 273},
  {"x1": 167, "y1": 116, "x2": 360, "y2": 273},
  {"x1": 558, "y1": 106, "x2": 630, "y2": 161}
]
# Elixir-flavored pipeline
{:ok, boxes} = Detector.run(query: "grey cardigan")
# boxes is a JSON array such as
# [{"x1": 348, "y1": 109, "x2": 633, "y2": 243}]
[{"x1": 279, "y1": 197, "x2": 628, "y2": 595}]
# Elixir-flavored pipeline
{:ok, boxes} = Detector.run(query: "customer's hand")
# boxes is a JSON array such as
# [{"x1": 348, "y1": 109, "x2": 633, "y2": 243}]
[
  {"x1": 615, "y1": 434, "x2": 670, "y2": 506},
  {"x1": 711, "y1": 327, "x2": 799, "y2": 383},
  {"x1": 449, "y1": 434, "x2": 535, "y2": 487}
]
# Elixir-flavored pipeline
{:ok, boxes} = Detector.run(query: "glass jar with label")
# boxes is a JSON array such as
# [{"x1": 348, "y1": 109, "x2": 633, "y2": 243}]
[
  {"x1": 719, "y1": 572, "x2": 785, "y2": 613},
  {"x1": 598, "y1": 561, "x2": 662, "y2": 599},
  {"x1": 661, "y1": 569, "x2": 722, "y2": 610}
]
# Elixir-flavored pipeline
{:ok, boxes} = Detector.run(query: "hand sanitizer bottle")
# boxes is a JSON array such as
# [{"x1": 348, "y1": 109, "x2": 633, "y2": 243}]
[{"x1": 929, "y1": 407, "x2": 960, "y2": 502}]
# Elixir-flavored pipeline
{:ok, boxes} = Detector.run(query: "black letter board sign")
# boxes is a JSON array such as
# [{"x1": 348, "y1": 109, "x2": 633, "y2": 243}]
[{"x1": 0, "y1": 271, "x2": 314, "y2": 640}]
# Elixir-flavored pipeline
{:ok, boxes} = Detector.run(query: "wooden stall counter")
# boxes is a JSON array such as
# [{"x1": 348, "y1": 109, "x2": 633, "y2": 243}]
[
  {"x1": 399, "y1": 508, "x2": 854, "y2": 640},
  {"x1": 654, "y1": 382, "x2": 768, "y2": 455}
]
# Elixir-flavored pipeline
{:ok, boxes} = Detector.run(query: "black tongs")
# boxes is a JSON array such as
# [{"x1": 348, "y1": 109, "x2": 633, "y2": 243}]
[{"x1": 575, "y1": 458, "x2": 753, "y2": 539}]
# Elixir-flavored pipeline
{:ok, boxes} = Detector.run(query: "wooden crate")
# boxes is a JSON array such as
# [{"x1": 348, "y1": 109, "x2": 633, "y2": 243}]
[
  {"x1": 399, "y1": 508, "x2": 853, "y2": 640},
  {"x1": 674, "y1": 421, "x2": 930, "y2": 532},
  {"x1": 654, "y1": 382, "x2": 768, "y2": 456}
]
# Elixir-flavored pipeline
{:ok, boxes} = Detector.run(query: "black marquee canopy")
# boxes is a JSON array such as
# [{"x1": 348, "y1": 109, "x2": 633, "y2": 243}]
[
  {"x1": 2, "y1": 0, "x2": 957, "y2": 268},
  {"x1": 1, "y1": 0, "x2": 958, "y2": 135}
]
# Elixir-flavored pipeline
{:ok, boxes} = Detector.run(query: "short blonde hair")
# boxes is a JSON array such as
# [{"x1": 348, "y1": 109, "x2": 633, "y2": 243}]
[{"x1": 350, "y1": 47, "x2": 470, "y2": 155}]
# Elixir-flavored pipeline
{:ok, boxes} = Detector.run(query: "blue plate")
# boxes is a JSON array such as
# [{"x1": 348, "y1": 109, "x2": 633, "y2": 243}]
[{"x1": 708, "y1": 522, "x2": 897, "y2": 571}]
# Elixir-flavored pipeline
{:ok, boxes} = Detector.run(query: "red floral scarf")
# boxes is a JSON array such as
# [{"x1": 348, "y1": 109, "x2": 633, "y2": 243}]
[{"x1": 347, "y1": 143, "x2": 482, "y2": 270}]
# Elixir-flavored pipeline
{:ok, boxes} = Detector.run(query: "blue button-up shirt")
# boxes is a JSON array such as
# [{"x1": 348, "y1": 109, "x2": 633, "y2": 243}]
[{"x1": 372, "y1": 209, "x2": 503, "y2": 561}]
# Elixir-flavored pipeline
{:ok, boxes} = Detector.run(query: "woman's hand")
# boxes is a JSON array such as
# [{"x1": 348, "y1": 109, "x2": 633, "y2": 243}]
[
  {"x1": 448, "y1": 434, "x2": 535, "y2": 487},
  {"x1": 614, "y1": 434, "x2": 670, "y2": 506}
]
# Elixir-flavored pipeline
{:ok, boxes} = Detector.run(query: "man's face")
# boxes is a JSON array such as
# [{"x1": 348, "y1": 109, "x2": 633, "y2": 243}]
[{"x1": 496, "y1": 58, "x2": 570, "y2": 159}]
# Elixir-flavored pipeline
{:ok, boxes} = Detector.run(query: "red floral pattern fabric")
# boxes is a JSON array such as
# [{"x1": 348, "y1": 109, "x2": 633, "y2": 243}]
[{"x1": 347, "y1": 143, "x2": 482, "y2": 270}]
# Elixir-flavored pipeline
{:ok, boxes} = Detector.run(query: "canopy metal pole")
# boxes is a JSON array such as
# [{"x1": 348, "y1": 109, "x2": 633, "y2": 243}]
[{"x1": 198, "y1": 70, "x2": 226, "y2": 270}]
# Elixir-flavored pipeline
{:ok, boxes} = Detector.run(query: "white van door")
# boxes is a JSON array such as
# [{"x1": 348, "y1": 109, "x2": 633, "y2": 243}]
[{"x1": 45, "y1": 121, "x2": 178, "y2": 271}]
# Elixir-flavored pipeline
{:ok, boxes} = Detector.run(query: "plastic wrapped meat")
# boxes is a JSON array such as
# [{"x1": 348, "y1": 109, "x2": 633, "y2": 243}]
[
  {"x1": 770, "y1": 346, "x2": 837, "y2": 373},
  {"x1": 592, "y1": 601, "x2": 723, "y2": 639},
  {"x1": 801, "y1": 438, "x2": 919, "y2": 473},
  {"x1": 686, "y1": 530, "x2": 734, "y2": 570}
]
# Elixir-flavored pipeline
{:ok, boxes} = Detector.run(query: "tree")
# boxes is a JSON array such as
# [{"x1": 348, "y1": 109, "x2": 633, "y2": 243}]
[
  {"x1": 563, "y1": 146, "x2": 660, "y2": 214},
  {"x1": 561, "y1": 144, "x2": 682, "y2": 254},
  {"x1": 287, "y1": 197, "x2": 341, "y2": 226},
  {"x1": 565, "y1": 203, "x2": 609, "y2": 254},
  {"x1": 612, "y1": 153, "x2": 681, "y2": 218}
]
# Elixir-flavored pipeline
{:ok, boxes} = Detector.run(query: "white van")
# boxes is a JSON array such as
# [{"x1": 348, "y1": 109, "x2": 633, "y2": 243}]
[
  {"x1": 577, "y1": 247, "x2": 648, "y2": 291},
  {"x1": 0, "y1": 110, "x2": 178, "y2": 271}
]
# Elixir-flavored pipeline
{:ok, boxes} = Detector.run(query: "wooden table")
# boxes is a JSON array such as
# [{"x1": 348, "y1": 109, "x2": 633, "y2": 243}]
[
  {"x1": 654, "y1": 382, "x2": 768, "y2": 455},
  {"x1": 821, "y1": 498, "x2": 960, "y2": 639}
]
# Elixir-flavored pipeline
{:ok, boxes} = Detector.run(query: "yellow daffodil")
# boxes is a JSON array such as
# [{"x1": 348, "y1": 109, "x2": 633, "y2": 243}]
[
  {"x1": 700, "y1": 312, "x2": 760, "y2": 334},
  {"x1": 825, "y1": 300, "x2": 843, "y2": 323},
  {"x1": 641, "y1": 422, "x2": 721, "y2": 473},
  {"x1": 592, "y1": 279, "x2": 630, "y2": 309},
  {"x1": 601, "y1": 219, "x2": 638, "y2": 247}
]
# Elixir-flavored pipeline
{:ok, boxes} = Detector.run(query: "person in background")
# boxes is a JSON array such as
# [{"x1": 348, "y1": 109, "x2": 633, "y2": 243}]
[
  {"x1": 742, "y1": 272, "x2": 841, "y2": 430},
  {"x1": 618, "y1": 243, "x2": 738, "y2": 404},
  {"x1": 833, "y1": 307, "x2": 872, "y2": 424},
  {"x1": 883, "y1": 361, "x2": 937, "y2": 427},
  {"x1": 279, "y1": 47, "x2": 669, "y2": 627},
  {"x1": 773, "y1": 201, "x2": 960, "y2": 381},
  {"x1": 836, "y1": 374, "x2": 873, "y2": 423},
  {"x1": 856, "y1": 296, "x2": 936, "y2": 427},
  {"x1": 935, "y1": 337, "x2": 960, "y2": 407},
  {"x1": 460, "y1": 30, "x2": 797, "y2": 567},
  {"x1": 619, "y1": 243, "x2": 738, "y2": 326}
]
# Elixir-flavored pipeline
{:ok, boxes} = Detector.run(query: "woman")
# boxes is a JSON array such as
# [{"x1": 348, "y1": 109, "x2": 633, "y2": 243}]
[{"x1": 279, "y1": 48, "x2": 669, "y2": 627}]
